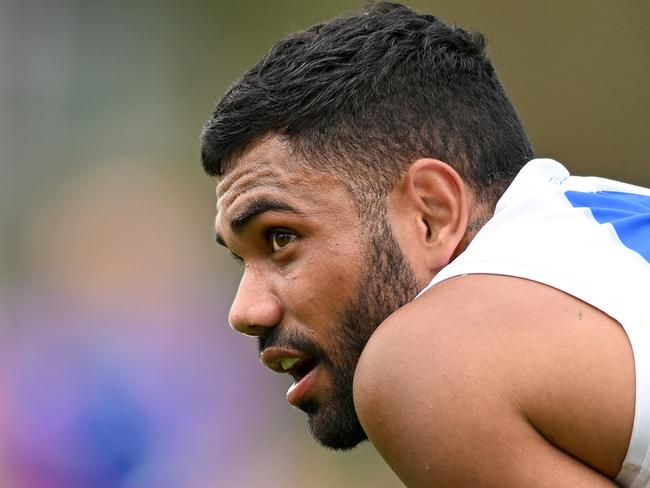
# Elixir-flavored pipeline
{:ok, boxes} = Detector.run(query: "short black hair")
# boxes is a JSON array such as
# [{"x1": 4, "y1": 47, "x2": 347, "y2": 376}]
[{"x1": 201, "y1": 2, "x2": 533, "y2": 209}]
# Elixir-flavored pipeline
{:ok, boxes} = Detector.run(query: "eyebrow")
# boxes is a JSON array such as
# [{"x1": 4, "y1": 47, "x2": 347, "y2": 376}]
[{"x1": 214, "y1": 197, "x2": 302, "y2": 247}]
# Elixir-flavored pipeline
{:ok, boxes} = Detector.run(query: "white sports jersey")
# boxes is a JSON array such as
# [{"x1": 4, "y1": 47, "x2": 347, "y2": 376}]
[{"x1": 419, "y1": 159, "x2": 650, "y2": 487}]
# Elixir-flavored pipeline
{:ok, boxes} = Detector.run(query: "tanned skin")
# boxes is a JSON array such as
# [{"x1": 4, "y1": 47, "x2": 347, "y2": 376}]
[
  {"x1": 354, "y1": 153, "x2": 635, "y2": 486},
  {"x1": 217, "y1": 135, "x2": 635, "y2": 487}
]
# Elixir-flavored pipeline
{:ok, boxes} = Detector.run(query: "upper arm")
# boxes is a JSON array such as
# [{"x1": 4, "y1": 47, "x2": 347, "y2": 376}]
[{"x1": 353, "y1": 275, "x2": 630, "y2": 487}]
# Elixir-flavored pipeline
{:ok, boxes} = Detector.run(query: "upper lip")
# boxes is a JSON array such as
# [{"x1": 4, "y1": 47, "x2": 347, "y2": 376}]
[{"x1": 260, "y1": 347, "x2": 318, "y2": 381}]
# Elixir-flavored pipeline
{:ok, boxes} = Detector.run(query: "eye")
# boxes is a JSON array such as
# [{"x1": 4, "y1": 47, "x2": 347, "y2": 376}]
[{"x1": 270, "y1": 230, "x2": 296, "y2": 252}]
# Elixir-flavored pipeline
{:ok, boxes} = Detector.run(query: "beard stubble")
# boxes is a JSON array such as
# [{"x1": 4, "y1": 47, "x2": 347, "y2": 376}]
[{"x1": 306, "y1": 211, "x2": 426, "y2": 450}]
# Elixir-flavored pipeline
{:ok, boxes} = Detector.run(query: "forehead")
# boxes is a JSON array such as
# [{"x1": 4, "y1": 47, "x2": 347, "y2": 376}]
[{"x1": 215, "y1": 136, "x2": 350, "y2": 228}]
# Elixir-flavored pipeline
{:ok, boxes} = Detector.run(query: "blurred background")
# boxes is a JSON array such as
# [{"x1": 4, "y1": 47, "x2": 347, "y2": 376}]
[{"x1": 0, "y1": 1, "x2": 648, "y2": 486}]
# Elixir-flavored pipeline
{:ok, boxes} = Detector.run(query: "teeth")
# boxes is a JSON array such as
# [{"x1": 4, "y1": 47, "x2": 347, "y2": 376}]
[{"x1": 279, "y1": 357, "x2": 300, "y2": 370}]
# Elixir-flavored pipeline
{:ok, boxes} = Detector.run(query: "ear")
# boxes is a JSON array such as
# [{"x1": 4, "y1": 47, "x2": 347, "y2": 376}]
[{"x1": 392, "y1": 158, "x2": 470, "y2": 272}]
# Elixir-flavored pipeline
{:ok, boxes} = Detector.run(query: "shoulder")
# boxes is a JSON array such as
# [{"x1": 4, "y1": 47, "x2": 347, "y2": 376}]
[{"x1": 353, "y1": 274, "x2": 634, "y2": 486}]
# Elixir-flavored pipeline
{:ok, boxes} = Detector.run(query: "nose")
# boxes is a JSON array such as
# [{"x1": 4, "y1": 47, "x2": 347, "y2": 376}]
[{"x1": 228, "y1": 267, "x2": 282, "y2": 336}]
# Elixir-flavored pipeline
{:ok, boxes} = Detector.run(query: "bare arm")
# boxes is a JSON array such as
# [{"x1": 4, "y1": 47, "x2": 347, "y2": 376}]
[{"x1": 353, "y1": 275, "x2": 633, "y2": 487}]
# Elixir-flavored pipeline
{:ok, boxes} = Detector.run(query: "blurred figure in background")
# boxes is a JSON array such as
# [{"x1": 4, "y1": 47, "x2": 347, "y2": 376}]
[{"x1": 0, "y1": 162, "x2": 273, "y2": 487}]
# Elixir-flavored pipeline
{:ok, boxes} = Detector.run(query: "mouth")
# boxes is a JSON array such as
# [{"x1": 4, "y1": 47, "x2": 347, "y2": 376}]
[{"x1": 260, "y1": 347, "x2": 321, "y2": 408}]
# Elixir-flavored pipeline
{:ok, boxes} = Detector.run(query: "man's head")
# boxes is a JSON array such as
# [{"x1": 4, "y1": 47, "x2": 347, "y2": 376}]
[
  {"x1": 203, "y1": 2, "x2": 533, "y2": 450},
  {"x1": 202, "y1": 2, "x2": 532, "y2": 213}
]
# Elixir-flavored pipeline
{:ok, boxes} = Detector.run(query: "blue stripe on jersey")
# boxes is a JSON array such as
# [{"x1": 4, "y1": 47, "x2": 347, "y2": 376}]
[{"x1": 564, "y1": 190, "x2": 650, "y2": 263}]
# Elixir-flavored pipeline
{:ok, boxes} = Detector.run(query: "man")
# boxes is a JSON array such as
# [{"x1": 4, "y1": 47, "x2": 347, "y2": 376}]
[{"x1": 202, "y1": 3, "x2": 649, "y2": 486}]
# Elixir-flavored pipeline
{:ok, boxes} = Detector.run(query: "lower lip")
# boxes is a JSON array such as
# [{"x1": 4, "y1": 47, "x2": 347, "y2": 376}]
[{"x1": 286, "y1": 365, "x2": 320, "y2": 407}]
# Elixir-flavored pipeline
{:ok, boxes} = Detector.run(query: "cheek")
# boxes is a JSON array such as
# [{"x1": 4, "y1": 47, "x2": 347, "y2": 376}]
[{"x1": 280, "y1": 249, "x2": 362, "y2": 328}]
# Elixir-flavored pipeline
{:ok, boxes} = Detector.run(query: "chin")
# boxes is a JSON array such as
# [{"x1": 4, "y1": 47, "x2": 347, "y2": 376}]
[{"x1": 306, "y1": 401, "x2": 368, "y2": 450}]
